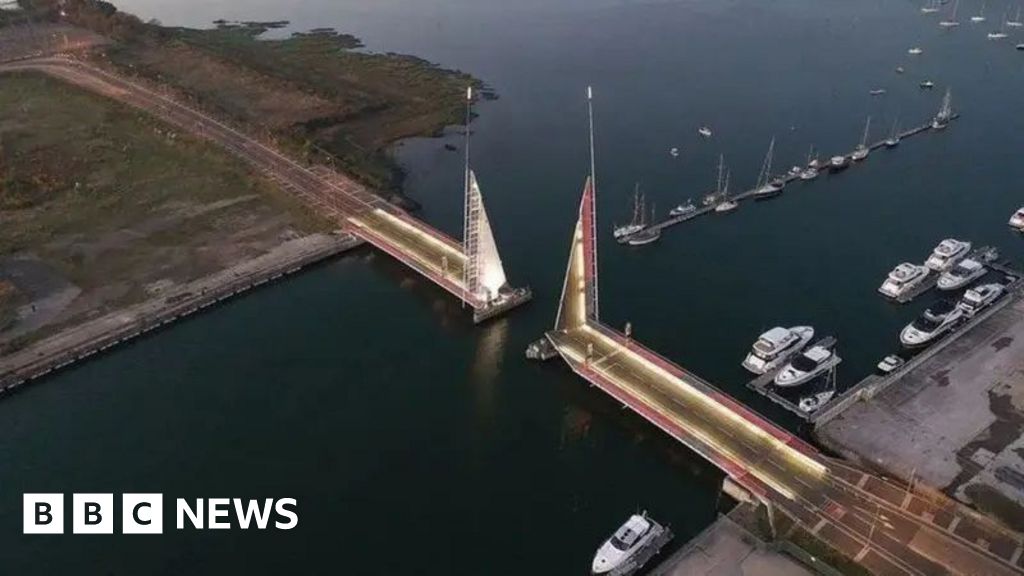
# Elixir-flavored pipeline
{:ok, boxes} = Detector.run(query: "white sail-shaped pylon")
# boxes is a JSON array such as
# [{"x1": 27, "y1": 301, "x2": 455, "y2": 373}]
[{"x1": 465, "y1": 170, "x2": 508, "y2": 302}]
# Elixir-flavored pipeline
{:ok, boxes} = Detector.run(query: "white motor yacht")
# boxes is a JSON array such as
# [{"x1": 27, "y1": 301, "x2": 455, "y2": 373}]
[
  {"x1": 591, "y1": 513, "x2": 672, "y2": 576},
  {"x1": 698, "y1": 127, "x2": 713, "y2": 138},
  {"x1": 879, "y1": 263, "x2": 931, "y2": 299},
  {"x1": 900, "y1": 300, "x2": 964, "y2": 348},
  {"x1": 799, "y1": 390, "x2": 836, "y2": 413},
  {"x1": 774, "y1": 343, "x2": 835, "y2": 388},
  {"x1": 742, "y1": 326, "x2": 815, "y2": 375},
  {"x1": 1009, "y1": 207, "x2": 1024, "y2": 230},
  {"x1": 925, "y1": 238, "x2": 972, "y2": 272},
  {"x1": 937, "y1": 258, "x2": 987, "y2": 290},
  {"x1": 908, "y1": 47, "x2": 924, "y2": 54},
  {"x1": 957, "y1": 283, "x2": 1005, "y2": 317}
]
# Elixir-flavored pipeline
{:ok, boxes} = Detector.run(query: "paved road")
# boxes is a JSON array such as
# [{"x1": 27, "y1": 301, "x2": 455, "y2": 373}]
[{"x1": 548, "y1": 183, "x2": 1024, "y2": 575}]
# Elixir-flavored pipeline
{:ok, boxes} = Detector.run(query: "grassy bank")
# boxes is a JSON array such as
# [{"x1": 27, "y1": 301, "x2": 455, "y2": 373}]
[
  {"x1": 0, "y1": 71, "x2": 330, "y2": 349},
  {"x1": 21, "y1": 0, "x2": 485, "y2": 196}
]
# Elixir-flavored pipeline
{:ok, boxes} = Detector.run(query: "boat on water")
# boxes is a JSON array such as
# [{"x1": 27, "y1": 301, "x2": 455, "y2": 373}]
[
  {"x1": 1003, "y1": 5, "x2": 1019, "y2": 25},
  {"x1": 715, "y1": 170, "x2": 738, "y2": 213},
  {"x1": 613, "y1": 185, "x2": 645, "y2": 242},
  {"x1": 957, "y1": 283, "x2": 1006, "y2": 317},
  {"x1": 851, "y1": 116, "x2": 871, "y2": 161},
  {"x1": 940, "y1": 0, "x2": 962, "y2": 26},
  {"x1": 879, "y1": 262, "x2": 931, "y2": 299},
  {"x1": 828, "y1": 155, "x2": 849, "y2": 172},
  {"x1": 971, "y1": 1, "x2": 987, "y2": 22},
  {"x1": 900, "y1": 299, "x2": 964, "y2": 347},
  {"x1": 669, "y1": 147, "x2": 680, "y2": 158},
  {"x1": 742, "y1": 326, "x2": 815, "y2": 375},
  {"x1": 938, "y1": 258, "x2": 987, "y2": 290},
  {"x1": 799, "y1": 390, "x2": 836, "y2": 413},
  {"x1": 669, "y1": 199, "x2": 696, "y2": 217},
  {"x1": 896, "y1": 66, "x2": 906, "y2": 74},
  {"x1": 1008, "y1": 5, "x2": 1023, "y2": 26},
  {"x1": 877, "y1": 354, "x2": 906, "y2": 375},
  {"x1": 775, "y1": 339, "x2": 837, "y2": 388},
  {"x1": 933, "y1": 88, "x2": 954, "y2": 130},
  {"x1": 1009, "y1": 207, "x2": 1024, "y2": 230},
  {"x1": 800, "y1": 146, "x2": 820, "y2": 180},
  {"x1": 698, "y1": 126, "x2": 713, "y2": 138},
  {"x1": 870, "y1": 88, "x2": 888, "y2": 95},
  {"x1": 752, "y1": 137, "x2": 785, "y2": 200},
  {"x1": 925, "y1": 238, "x2": 971, "y2": 271},
  {"x1": 922, "y1": 0, "x2": 941, "y2": 13},
  {"x1": 884, "y1": 117, "x2": 901, "y2": 148},
  {"x1": 908, "y1": 47, "x2": 924, "y2": 55},
  {"x1": 626, "y1": 202, "x2": 660, "y2": 246},
  {"x1": 920, "y1": 80, "x2": 936, "y2": 89},
  {"x1": 591, "y1": 512, "x2": 673, "y2": 576},
  {"x1": 1018, "y1": 43, "x2": 1024, "y2": 50}
]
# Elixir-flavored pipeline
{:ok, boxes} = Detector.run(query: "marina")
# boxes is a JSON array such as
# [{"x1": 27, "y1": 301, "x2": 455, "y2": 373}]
[
  {"x1": 745, "y1": 336, "x2": 842, "y2": 421},
  {"x1": 616, "y1": 112, "x2": 961, "y2": 243}
]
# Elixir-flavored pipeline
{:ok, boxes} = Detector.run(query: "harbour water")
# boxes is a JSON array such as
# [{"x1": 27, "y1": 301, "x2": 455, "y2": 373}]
[{"x1": 2, "y1": 0, "x2": 1024, "y2": 573}]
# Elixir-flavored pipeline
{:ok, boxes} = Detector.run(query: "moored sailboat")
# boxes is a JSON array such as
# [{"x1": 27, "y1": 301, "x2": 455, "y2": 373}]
[
  {"x1": 752, "y1": 137, "x2": 785, "y2": 199},
  {"x1": 851, "y1": 116, "x2": 871, "y2": 161},
  {"x1": 932, "y1": 88, "x2": 953, "y2": 130}
]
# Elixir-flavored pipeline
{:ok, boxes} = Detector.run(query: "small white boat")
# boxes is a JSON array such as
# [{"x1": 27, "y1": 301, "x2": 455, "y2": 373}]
[
  {"x1": 774, "y1": 342, "x2": 836, "y2": 388},
  {"x1": 799, "y1": 390, "x2": 836, "y2": 413},
  {"x1": 870, "y1": 88, "x2": 887, "y2": 95},
  {"x1": 971, "y1": 2, "x2": 987, "y2": 22},
  {"x1": 957, "y1": 283, "x2": 1005, "y2": 317},
  {"x1": 1008, "y1": 5, "x2": 1023, "y2": 26},
  {"x1": 669, "y1": 200, "x2": 695, "y2": 217},
  {"x1": 901, "y1": 300, "x2": 964, "y2": 347},
  {"x1": 908, "y1": 47, "x2": 924, "y2": 55},
  {"x1": 988, "y1": 30, "x2": 1008, "y2": 38},
  {"x1": 742, "y1": 326, "x2": 815, "y2": 375},
  {"x1": 932, "y1": 89, "x2": 953, "y2": 130},
  {"x1": 751, "y1": 138, "x2": 784, "y2": 200},
  {"x1": 828, "y1": 155, "x2": 849, "y2": 172},
  {"x1": 920, "y1": 80, "x2": 936, "y2": 89},
  {"x1": 896, "y1": 66, "x2": 906, "y2": 74},
  {"x1": 877, "y1": 354, "x2": 906, "y2": 374},
  {"x1": 884, "y1": 118, "x2": 901, "y2": 148},
  {"x1": 698, "y1": 127, "x2": 713, "y2": 138},
  {"x1": 1008, "y1": 207, "x2": 1024, "y2": 230},
  {"x1": 922, "y1": 0, "x2": 941, "y2": 13},
  {"x1": 614, "y1": 185, "x2": 646, "y2": 242},
  {"x1": 925, "y1": 238, "x2": 971, "y2": 272},
  {"x1": 937, "y1": 258, "x2": 987, "y2": 290},
  {"x1": 591, "y1": 513, "x2": 672, "y2": 576},
  {"x1": 1018, "y1": 43, "x2": 1024, "y2": 50},
  {"x1": 851, "y1": 116, "x2": 871, "y2": 162},
  {"x1": 715, "y1": 170, "x2": 738, "y2": 213},
  {"x1": 879, "y1": 263, "x2": 931, "y2": 299},
  {"x1": 669, "y1": 147, "x2": 680, "y2": 158},
  {"x1": 939, "y1": 1, "x2": 962, "y2": 27}
]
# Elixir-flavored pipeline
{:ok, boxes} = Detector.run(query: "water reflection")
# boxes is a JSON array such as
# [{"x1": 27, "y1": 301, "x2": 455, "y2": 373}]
[{"x1": 468, "y1": 317, "x2": 508, "y2": 423}]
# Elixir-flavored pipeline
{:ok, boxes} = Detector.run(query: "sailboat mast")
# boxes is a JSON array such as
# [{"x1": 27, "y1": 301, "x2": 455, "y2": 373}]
[
  {"x1": 861, "y1": 116, "x2": 872, "y2": 146},
  {"x1": 716, "y1": 154, "x2": 724, "y2": 195}
]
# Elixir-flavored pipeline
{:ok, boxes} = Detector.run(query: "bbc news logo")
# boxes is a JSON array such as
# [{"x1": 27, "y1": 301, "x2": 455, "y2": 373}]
[{"x1": 24, "y1": 494, "x2": 298, "y2": 534}]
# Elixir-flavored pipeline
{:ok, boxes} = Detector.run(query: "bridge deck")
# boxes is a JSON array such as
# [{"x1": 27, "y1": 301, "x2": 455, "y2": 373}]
[{"x1": 548, "y1": 323, "x2": 1023, "y2": 575}]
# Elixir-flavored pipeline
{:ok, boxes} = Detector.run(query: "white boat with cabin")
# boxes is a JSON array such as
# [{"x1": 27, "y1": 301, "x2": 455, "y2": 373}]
[
  {"x1": 900, "y1": 300, "x2": 964, "y2": 347},
  {"x1": 1009, "y1": 207, "x2": 1024, "y2": 230},
  {"x1": 925, "y1": 238, "x2": 971, "y2": 272},
  {"x1": 879, "y1": 263, "x2": 931, "y2": 299},
  {"x1": 799, "y1": 390, "x2": 835, "y2": 413},
  {"x1": 742, "y1": 326, "x2": 815, "y2": 375},
  {"x1": 669, "y1": 200, "x2": 695, "y2": 217},
  {"x1": 971, "y1": 2, "x2": 987, "y2": 22},
  {"x1": 877, "y1": 354, "x2": 906, "y2": 374},
  {"x1": 591, "y1": 512, "x2": 672, "y2": 576},
  {"x1": 774, "y1": 341, "x2": 836, "y2": 388},
  {"x1": 938, "y1": 258, "x2": 987, "y2": 290},
  {"x1": 1008, "y1": 6, "x2": 1023, "y2": 26},
  {"x1": 957, "y1": 283, "x2": 1005, "y2": 317},
  {"x1": 940, "y1": 0, "x2": 962, "y2": 26}
]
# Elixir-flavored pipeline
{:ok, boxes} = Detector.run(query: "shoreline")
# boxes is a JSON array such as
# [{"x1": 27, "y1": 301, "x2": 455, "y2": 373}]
[{"x1": 0, "y1": 232, "x2": 363, "y2": 395}]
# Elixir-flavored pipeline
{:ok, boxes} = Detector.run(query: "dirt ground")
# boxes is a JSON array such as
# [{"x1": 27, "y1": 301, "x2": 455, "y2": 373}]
[{"x1": 0, "y1": 71, "x2": 330, "y2": 351}]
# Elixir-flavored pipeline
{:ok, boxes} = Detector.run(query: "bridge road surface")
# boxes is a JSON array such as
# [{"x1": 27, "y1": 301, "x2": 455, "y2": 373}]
[
  {"x1": 547, "y1": 181, "x2": 1024, "y2": 575},
  {"x1": 0, "y1": 57, "x2": 476, "y2": 306}
]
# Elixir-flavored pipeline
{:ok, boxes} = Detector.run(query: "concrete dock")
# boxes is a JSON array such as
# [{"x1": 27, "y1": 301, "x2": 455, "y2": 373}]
[
  {"x1": 0, "y1": 232, "x2": 363, "y2": 395},
  {"x1": 816, "y1": 289, "x2": 1024, "y2": 534}
]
